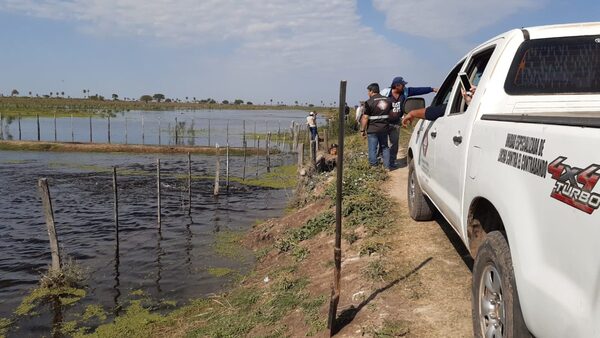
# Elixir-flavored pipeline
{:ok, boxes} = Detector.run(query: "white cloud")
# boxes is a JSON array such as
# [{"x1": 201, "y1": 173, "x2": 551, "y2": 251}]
[
  {"x1": 0, "y1": 0, "x2": 445, "y2": 103},
  {"x1": 372, "y1": 0, "x2": 540, "y2": 39}
]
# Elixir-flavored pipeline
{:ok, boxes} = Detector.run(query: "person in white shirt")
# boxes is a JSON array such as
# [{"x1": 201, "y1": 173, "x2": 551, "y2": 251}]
[{"x1": 306, "y1": 111, "x2": 318, "y2": 141}]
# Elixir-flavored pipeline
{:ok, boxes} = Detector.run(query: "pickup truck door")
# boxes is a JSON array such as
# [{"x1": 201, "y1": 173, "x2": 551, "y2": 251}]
[
  {"x1": 429, "y1": 46, "x2": 497, "y2": 233},
  {"x1": 416, "y1": 62, "x2": 464, "y2": 199}
]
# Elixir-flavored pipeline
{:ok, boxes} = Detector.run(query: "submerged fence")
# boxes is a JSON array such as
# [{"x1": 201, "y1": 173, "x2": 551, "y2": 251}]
[{"x1": 0, "y1": 112, "x2": 330, "y2": 151}]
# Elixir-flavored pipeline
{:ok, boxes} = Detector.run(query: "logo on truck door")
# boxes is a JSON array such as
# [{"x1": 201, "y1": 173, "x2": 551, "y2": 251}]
[{"x1": 547, "y1": 156, "x2": 600, "y2": 214}]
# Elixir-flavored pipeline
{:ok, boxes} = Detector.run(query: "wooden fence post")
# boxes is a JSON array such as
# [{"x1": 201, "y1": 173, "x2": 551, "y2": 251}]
[
  {"x1": 54, "y1": 113, "x2": 57, "y2": 142},
  {"x1": 243, "y1": 140, "x2": 247, "y2": 181},
  {"x1": 175, "y1": 117, "x2": 179, "y2": 145},
  {"x1": 89, "y1": 116, "x2": 93, "y2": 143},
  {"x1": 157, "y1": 159, "x2": 161, "y2": 230},
  {"x1": 38, "y1": 178, "x2": 62, "y2": 272},
  {"x1": 71, "y1": 114, "x2": 74, "y2": 142},
  {"x1": 324, "y1": 131, "x2": 329, "y2": 152},
  {"x1": 18, "y1": 114, "x2": 21, "y2": 140},
  {"x1": 256, "y1": 137, "x2": 260, "y2": 177},
  {"x1": 208, "y1": 119, "x2": 211, "y2": 147},
  {"x1": 328, "y1": 80, "x2": 347, "y2": 335},
  {"x1": 188, "y1": 152, "x2": 192, "y2": 215},
  {"x1": 0, "y1": 112, "x2": 3, "y2": 140},
  {"x1": 108, "y1": 116, "x2": 111, "y2": 144},
  {"x1": 242, "y1": 119, "x2": 246, "y2": 147},
  {"x1": 125, "y1": 117, "x2": 128, "y2": 145},
  {"x1": 214, "y1": 145, "x2": 220, "y2": 196},
  {"x1": 226, "y1": 143, "x2": 230, "y2": 192},
  {"x1": 142, "y1": 115, "x2": 145, "y2": 145},
  {"x1": 297, "y1": 142, "x2": 304, "y2": 171},
  {"x1": 266, "y1": 132, "x2": 271, "y2": 173},
  {"x1": 253, "y1": 121, "x2": 257, "y2": 149},
  {"x1": 37, "y1": 114, "x2": 40, "y2": 141},
  {"x1": 113, "y1": 167, "x2": 119, "y2": 239},
  {"x1": 158, "y1": 117, "x2": 161, "y2": 146}
]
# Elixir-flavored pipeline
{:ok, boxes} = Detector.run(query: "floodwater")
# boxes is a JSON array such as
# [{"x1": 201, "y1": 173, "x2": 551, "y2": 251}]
[
  {"x1": 0, "y1": 109, "x2": 325, "y2": 147},
  {"x1": 0, "y1": 147, "x2": 296, "y2": 335}
]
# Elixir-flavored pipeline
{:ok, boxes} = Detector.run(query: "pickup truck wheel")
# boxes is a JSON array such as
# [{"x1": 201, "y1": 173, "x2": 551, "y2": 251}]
[
  {"x1": 408, "y1": 158, "x2": 433, "y2": 221},
  {"x1": 472, "y1": 231, "x2": 530, "y2": 338}
]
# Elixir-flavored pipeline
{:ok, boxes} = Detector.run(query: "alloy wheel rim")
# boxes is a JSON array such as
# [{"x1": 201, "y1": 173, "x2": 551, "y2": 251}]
[{"x1": 479, "y1": 264, "x2": 505, "y2": 338}]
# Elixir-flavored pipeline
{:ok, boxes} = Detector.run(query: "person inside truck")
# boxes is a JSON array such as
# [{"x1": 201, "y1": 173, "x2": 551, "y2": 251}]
[{"x1": 401, "y1": 86, "x2": 476, "y2": 127}]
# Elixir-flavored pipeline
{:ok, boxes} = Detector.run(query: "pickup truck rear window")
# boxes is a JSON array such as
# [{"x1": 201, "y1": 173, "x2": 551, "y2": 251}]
[{"x1": 505, "y1": 35, "x2": 600, "y2": 94}]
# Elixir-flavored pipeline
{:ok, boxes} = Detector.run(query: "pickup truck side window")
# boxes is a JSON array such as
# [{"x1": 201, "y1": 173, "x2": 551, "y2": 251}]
[
  {"x1": 432, "y1": 61, "x2": 465, "y2": 109},
  {"x1": 450, "y1": 47, "x2": 496, "y2": 115},
  {"x1": 505, "y1": 35, "x2": 600, "y2": 95}
]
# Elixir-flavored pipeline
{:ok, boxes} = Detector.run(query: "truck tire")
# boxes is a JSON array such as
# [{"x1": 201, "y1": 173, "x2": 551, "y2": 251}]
[
  {"x1": 407, "y1": 158, "x2": 434, "y2": 221},
  {"x1": 472, "y1": 231, "x2": 531, "y2": 338}
]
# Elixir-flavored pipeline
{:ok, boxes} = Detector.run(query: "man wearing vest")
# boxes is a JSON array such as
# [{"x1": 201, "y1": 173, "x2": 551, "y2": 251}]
[
  {"x1": 360, "y1": 83, "x2": 392, "y2": 169},
  {"x1": 384, "y1": 76, "x2": 437, "y2": 168}
]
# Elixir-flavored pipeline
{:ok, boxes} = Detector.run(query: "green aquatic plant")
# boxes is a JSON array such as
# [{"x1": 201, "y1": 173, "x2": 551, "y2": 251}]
[{"x1": 207, "y1": 267, "x2": 235, "y2": 278}]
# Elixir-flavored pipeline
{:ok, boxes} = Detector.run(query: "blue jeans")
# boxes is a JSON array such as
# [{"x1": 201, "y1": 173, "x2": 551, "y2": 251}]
[
  {"x1": 368, "y1": 132, "x2": 390, "y2": 168},
  {"x1": 309, "y1": 127, "x2": 318, "y2": 141}
]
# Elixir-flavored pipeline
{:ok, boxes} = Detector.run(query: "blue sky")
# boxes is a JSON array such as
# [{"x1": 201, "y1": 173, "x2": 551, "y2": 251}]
[{"x1": 0, "y1": 0, "x2": 598, "y2": 105}]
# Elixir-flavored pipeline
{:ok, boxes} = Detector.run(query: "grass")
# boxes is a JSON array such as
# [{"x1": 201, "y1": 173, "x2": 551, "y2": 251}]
[
  {"x1": 213, "y1": 230, "x2": 252, "y2": 261},
  {"x1": 0, "y1": 317, "x2": 11, "y2": 337},
  {"x1": 234, "y1": 164, "x2": 297, "y2": 189},
  {"x1": 0, "y1": 97, "x2": 336, "y2": 118},
  {"x1": 275, "y1": 211, "x2": 335, "y2": 253},
  {"x1": 207, "y1": 267, "x2": 236, "y2": 278},
  {"x1": 373, "y1": 319, "x2": 411, "y2": 337}
]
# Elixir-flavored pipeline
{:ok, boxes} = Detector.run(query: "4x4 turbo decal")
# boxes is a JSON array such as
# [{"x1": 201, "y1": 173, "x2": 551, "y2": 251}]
[{"x1": 548, "y1": 156, "x2": 600, "y2": 214}]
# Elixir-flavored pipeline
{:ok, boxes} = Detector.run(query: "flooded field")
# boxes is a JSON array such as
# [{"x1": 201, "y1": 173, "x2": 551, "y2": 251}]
[
  {"x1": 0, "y1": 147, "x2": 295, "y2": 335},
  {"x1": 0, "y1": 109, "x2": 324, "y2": 147}
]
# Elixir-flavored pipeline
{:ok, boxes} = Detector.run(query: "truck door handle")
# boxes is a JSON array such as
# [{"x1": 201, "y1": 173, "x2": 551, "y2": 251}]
[
  {"x1": 453, "y1": 135, "x2": 463, "y2": 145},
  {"x1": 430, "y1": 130, "x2": 437, "y2": 138}
]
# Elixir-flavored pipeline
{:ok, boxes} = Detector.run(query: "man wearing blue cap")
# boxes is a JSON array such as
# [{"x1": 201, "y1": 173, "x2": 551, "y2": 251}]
[{"x1": 384, "y1": 76, "x2": 437, "y2": 168}]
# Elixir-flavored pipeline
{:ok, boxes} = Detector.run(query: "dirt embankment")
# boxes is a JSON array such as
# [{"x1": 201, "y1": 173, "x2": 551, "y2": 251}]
[{"x1": 238, "y1": 166, "x2": 474, "y2": 337}]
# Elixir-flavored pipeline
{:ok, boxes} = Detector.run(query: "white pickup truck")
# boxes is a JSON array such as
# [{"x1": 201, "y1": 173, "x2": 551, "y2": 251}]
[{"x1": 406, "y1": 23, "x2": 600, "y2": 338}]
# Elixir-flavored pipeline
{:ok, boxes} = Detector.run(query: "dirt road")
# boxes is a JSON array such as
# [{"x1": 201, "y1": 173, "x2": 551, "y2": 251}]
[{"x1": 335, "y1": 167, "x2": 474, "y2": 337}]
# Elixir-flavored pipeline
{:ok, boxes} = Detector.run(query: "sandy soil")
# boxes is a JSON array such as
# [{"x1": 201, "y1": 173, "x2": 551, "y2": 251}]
[{"x1": 248, "y1": 167, "x2": 474, "y2": 337}]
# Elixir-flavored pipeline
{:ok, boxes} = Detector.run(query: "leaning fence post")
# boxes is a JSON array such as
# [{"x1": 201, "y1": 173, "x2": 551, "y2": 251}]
[
  {"x1": 18, "y1": 114, "x2": 22, "y2": 140},
  {"x1": 214, "y1": 144, "x2": 220, "y2": 196},
  {"x1": 38, "y1": 178, "x2": 62, "y2": 273},
  {"x1": 328, "y1": 80, "x2": 347, "y2": 334},
  {"x1": 157, "y1": 159, "x2": 162, "y2": 230},
  {"x1": 188, "y1": 152, "x2": 192, "y2": 215}
]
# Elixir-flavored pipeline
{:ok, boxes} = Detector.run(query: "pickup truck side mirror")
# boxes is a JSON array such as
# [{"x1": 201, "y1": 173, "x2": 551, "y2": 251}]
[{"x1": 403, "y1": 97, "x2": 426, "y2": 114}]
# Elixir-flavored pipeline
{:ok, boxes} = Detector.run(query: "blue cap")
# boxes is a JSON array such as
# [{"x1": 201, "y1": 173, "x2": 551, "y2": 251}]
[{"x1": 391, "y1": 76, "x2": 407, "y2": 87}]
